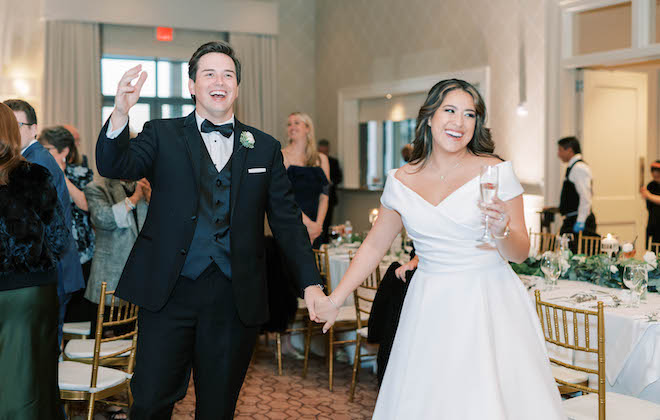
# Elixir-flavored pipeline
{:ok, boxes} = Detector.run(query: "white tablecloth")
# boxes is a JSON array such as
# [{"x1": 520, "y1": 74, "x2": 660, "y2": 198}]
[{"x1": 522, "y1": 276, "x2": 660, "y2": 403}]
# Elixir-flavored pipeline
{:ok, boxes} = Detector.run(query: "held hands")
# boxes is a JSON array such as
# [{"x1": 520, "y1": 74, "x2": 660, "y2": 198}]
[
  {"x1": 479, "y1": 197, "x2": 510, "y2": 237},
  {"x1": 314, "y1": 296, "x2": 341, "y2": 334},
  {"x1": 303, "y1": 285, "x2": 340, "y2": 333},
  {"x1": 113, "y1": 65, "x2": 148, "y2": 124}
]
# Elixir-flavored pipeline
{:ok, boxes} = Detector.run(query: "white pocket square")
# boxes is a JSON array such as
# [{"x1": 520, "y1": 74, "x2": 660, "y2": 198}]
[{"x1": 248, "y1": 167, "x2": 267, "y2": 174}]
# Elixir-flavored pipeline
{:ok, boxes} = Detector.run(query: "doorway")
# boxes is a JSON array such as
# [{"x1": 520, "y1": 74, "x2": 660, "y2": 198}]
[{"x1": 578, "y1": 69, "x2": 648, "y2": 244}]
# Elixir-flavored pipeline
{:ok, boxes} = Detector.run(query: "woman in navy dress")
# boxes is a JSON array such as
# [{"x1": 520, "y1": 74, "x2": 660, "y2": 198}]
[
  {"x1": 282, "y1": 112, "x2": 330, "y2": 247},
  {"x1": 262, "y1": 112, "x2": 330, "y2": 345}
]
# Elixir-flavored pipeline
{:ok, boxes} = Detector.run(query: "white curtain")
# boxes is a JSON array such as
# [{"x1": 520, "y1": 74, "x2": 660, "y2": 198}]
[
  {"x1": 42, "y1": 21, "x2": 101, "y2": 171},
  {"x1": 229, "y1": 33, "x2": 278, "y2": 137}
]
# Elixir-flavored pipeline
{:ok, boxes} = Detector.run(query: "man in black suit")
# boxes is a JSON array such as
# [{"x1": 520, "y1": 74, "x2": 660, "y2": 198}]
[
  {"x1": 96, "y1": 41, "x2": 326, "y2": 419},
  {"x1": 317, "y1": 139, "x2": 343, "y2": 242},
  {"x1": 4, "y1": 99, "x2": 84, "y2": 347}
]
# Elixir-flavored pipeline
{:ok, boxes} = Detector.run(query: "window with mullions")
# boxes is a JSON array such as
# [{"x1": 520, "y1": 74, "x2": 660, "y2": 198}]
[{"x1": 101, "y1": 56, "x2": 195, "y2": 134}]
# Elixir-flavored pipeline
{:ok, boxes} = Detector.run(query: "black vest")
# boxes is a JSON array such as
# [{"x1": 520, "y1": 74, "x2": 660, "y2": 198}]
[
  {"x1": 180, "y1": 139, "x2": 232, "y2": 280},
  {"x1": 559, "y1": 159, "x2": 584, "y2": 216}
]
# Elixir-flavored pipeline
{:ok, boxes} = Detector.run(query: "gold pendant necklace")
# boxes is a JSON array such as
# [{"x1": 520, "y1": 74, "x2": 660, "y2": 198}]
[{"x1": 439, "y1": 159, "x2": 463, "y2": 182}]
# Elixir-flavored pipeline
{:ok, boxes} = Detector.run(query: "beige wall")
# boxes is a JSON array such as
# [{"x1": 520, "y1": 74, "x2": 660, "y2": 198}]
[
  {"x1": 0, "y1": 0, "x2": 44, "y2": 119},
  {"x1": 315, "y1": 0, "x2": 546, "y2": 224},
  {"x1": 575, "y1": 2, "x2": 631, "y2": 55},
  {"x1": 272, "y1": 0, "x2": 316, "y2": 142}
]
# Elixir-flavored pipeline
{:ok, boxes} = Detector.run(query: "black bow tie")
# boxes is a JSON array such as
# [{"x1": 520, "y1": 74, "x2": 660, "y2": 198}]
[{"x1": 200, "y1": 120, "x2": 234, "y2": 138}]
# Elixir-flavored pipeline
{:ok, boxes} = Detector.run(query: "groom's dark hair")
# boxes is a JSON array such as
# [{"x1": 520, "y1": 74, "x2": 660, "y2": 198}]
[{"x1": 188, "y1": 41, "x2": 242, "y2": 104}]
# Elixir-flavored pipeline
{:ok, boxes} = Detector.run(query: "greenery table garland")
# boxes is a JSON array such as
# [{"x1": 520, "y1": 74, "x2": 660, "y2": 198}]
[{"x1": 510, "y1": 251, "x2": 660, "y2": 293}]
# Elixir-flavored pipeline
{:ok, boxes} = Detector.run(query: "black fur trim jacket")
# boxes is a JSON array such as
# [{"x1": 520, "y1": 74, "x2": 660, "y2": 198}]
[{"x1": 0, "y1": 161, "x2": 68, "y2": 291}]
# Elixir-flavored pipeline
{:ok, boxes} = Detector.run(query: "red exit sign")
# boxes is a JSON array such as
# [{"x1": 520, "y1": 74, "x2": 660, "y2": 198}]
[{"x1": 156, "y1": 27, "x2": 173, "y2": 42}]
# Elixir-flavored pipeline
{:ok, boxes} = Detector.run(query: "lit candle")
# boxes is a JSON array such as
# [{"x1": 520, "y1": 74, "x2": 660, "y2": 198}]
[{"x1": 601, "y1": 233, "x2": 619, "y2": 257}]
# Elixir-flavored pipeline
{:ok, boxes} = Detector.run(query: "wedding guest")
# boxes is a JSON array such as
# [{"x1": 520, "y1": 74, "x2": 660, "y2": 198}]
[
  {"x1": 3, "y1": 99, "x2": 84, "y2": 347},
  {"x1": 317, "y1": 138, "x2": 343, "y2": 243},
  {"x1": 262, "y1": 112, "x2": 330, "y2": 356},
  {"x1": 84, "y1": 177, "x2": 149, "y2": 335},
  {"x1": 39, "y1": 126, "x2": 95, "y2": 322},
  {"x1": 0, "y1": 102, "x2": 66, "y2": 419},
  {"x1": 556, "y1": 136, "x2": 597, "y2": 251},
  {"x1": 61, "y1": 124, "x2": 89, "y2": 168},
  {"x1": 283, "y1": 112, "x2": 330, "y2": 247},
  {"x1": 640, "y1": 160, "x2": 660, "y2": 246}
]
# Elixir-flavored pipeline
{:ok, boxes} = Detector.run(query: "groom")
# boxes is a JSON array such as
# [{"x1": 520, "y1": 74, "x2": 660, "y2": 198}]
[{"x1": 96, "y1": 41, "x2": 326, "y2": 419}]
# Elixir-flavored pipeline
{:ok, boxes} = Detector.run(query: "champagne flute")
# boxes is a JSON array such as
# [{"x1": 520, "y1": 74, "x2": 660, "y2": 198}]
[
  {"x1": 478, "y1": 165, "x2": 499, "y2": 243},
  {"x1": 540, "y1": 253, "x2": 561, "y2": 290}
]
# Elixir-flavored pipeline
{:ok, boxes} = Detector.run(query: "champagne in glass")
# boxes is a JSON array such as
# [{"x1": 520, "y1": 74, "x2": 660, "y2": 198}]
[{"x1": 478, "y1": 165, "x2": 499, "y2": 243}]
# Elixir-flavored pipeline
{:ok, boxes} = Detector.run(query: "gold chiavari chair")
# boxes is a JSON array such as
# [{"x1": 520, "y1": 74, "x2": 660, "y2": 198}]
[
  {"x1": 301, "y1": 244, "x2": 332, "y2": 378},
  {"x1": 648, "y1": 237, "x2": 660, "y2": 256},
  {"x1": 307, "y1": 246, "x2": 364, "y2": 391},
  {"x1": 349, "y1": 255, "x2": 380, "y2": 402},
  {"x1": 529, "y1": 230, "x2": 559, "y2": 256},
  {"x1": 59, "y1": 282, "x2": 139, "y2": 420},
  {"x1": 274, "y1": 297, "x2": 309, "y2": 376},
  {"x1": 534, "y1": 291, "x2": 660, "y2": 419},
  {"x1": 577, "y1": 232, "x2": 601, "y2": 256}
]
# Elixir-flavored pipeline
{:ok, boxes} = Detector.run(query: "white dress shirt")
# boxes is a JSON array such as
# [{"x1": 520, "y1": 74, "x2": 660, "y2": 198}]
[
  {"x1": 566, "y1": 154, "x2": 593, "y2": 223},
  {"x1": 106, "y1": 112, "x2": 235, "y2": 172},
  {"x1": 20, "y1": 139, "x2": 38, "y2": 155}
]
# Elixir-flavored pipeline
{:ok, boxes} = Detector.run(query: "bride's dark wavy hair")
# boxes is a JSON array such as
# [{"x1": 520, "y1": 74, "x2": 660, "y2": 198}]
[{"x1": 409, "y1": 79, "x2": 499, "y2": 167}]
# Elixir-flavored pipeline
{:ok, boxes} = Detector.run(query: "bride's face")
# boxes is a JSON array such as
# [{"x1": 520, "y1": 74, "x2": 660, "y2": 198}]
[{"x1": 428, "y1": 89, "x2": 476, "y2": 154}]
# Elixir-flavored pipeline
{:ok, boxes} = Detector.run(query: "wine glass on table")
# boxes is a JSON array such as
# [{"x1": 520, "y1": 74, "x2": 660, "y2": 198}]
[
  {"x1": 478, "y1": 165, "x2": 499, "y2": 244},
  {"x1": 623, "y1": 264, "x2": 645, "y2": 308},
  {"x1": 329, "y1": 226, "x2": 341, "y2": 247},
  {"x1": 540, "y1": 253, "x2": 561, "y2": 291}
]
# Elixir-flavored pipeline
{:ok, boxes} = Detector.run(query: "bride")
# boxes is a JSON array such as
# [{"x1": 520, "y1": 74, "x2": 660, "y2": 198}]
[{"x1": 312, "y1": 79, "x2": 565, "y2": 419}]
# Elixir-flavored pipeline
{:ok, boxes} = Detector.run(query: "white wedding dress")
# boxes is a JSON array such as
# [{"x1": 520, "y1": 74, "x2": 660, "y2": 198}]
[{"x1": 373, "y1": 161, "x2": 565, "y2": 419}]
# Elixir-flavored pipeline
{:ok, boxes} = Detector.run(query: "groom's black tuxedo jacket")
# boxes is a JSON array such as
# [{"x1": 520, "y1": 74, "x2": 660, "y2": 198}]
[{"x1": 96, "y1": 112, "x2": 321, "y2": 326}]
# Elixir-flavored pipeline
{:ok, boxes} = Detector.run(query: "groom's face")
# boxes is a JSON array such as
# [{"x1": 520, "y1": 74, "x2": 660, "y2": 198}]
[{"x1": 189, "y1": 52, "x2": 239, "y2": 123}]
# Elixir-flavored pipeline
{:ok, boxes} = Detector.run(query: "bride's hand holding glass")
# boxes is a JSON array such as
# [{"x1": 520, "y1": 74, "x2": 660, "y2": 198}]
[{"x1": 479, "y1": 196, "x2": 510, "y2": 239}]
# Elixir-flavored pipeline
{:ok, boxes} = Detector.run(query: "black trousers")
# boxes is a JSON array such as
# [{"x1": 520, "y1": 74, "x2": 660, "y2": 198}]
[
  {"x1": 129, "y1": 263, "x2": 259, "y2": 420},
  {"x1": 560, "y1": 213, "x2": 597, "y2": 254}
]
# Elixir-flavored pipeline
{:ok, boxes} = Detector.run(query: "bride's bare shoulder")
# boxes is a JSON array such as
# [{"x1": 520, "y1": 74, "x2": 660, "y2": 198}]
[
  {"x1": 473, "y1": 155, "x2": 505, "y2": 167},
  {"x1": 394, "y1": 163, "x2": 421, "y2": 180}
]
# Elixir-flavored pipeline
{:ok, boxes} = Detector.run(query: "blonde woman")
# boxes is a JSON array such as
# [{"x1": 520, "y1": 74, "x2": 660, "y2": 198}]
[{"x1": 282, "y1": 112, "x2": 330, "y2": 246}]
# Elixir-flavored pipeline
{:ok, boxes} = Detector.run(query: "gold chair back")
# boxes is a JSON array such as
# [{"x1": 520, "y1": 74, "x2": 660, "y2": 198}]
[
  {"x1": 529, "y1": 230, "x2": 558, "y2": 255},
  {"x1": 60, "y1": 282, "x2": 139, "y2": 419},
  {"x1": 350, "y1": 251, "x2": 380, "y2": 331},
  {"x1": 313, "y1": 244, "x2": 331, "y2": 291},
  {"x1": 577, "y1": 232, "x2": 601, "y2": 256},
  {"x1": 534, "y1": 290, "x2": 605, "y2": 420},
  {"x1": 348, "y1": 251, "x2": 381, "y2": 401},
  {"x1": 648, "y1": 237, "x2": 660, "y2": 255}
]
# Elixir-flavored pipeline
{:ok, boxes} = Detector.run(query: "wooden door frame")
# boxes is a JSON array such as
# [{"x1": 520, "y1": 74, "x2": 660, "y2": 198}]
[{"x1": 546, "y1": 0, "x2": 659, "y2": 210}]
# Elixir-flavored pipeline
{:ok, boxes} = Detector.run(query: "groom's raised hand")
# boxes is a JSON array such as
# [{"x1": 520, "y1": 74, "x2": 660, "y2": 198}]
[{"x1": 111, "y1": 64, "x2": 148, "y2": 129}]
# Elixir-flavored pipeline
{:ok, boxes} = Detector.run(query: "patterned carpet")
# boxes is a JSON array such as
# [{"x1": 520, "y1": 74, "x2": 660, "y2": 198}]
[{"x1": 70, "y1": 334, "x2": 379, "y2": 419}]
